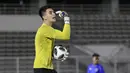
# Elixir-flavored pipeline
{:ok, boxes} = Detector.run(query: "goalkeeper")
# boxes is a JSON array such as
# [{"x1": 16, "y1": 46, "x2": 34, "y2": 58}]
[{"x1": 33, "y1": 5, "x2": 71, "y2": 73}]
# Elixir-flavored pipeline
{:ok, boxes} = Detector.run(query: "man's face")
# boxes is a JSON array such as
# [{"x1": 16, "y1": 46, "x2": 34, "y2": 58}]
[
  {"x1": 92, "y1": 56, "x2": 99, "y2": 64},
  {"x1": 43, "y1": 8, "x2": 56, "y2": 23}
]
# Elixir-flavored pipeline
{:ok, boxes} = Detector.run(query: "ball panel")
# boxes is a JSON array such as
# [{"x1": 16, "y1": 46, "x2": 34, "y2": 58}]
[
  {"x1": 59, "y1": 47, "x2": 65, "y2": 51},
  {"x1": 58, "y1": 54, "x2": 64, "y2": 59},
  {"x1": 54, "y1": 48, "x2": 57, "y2": 55}
]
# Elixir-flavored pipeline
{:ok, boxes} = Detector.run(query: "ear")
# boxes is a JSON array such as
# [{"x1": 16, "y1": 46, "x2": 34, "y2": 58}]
[
  {"x1": 42, "y1": 16, "x2": 45, "y2": 20},
  {"x1": 42, "y1": 16, "x2": 47, "y2": 20},
  {"x1": 42, "y1": 12, "x2": 47, "y2": 20}
]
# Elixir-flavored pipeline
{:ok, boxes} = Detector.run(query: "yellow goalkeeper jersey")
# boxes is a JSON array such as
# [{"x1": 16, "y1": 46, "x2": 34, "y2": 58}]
[{"x1": 33, "y1": 23, "x2": 70, "y2": 69}]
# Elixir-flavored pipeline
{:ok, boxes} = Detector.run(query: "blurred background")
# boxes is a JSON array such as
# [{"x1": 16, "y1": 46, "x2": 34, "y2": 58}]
[{"x1": 0, "y1": 0, "x2": 130, "y2": 73}]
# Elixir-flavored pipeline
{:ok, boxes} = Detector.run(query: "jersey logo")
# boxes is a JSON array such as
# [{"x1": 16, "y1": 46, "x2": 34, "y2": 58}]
[{"x1": 89, "y1": 68, "x2": 92, "y2": 70}]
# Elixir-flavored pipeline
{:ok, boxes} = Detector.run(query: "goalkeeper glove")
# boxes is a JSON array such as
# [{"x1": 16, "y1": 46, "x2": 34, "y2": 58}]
[
  {"x1": 55, "y1": 11, "x2": 70, "y2": 24},
  {"x1": 61, "y1": 52, "x2": 69, "y2": 62}
]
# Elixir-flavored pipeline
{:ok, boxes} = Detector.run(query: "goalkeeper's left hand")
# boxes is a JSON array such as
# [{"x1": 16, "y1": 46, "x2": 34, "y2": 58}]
[
  {"x1": 61, "y1": 52, "x2": 69, "y2": 62},
  {"x1": 55, "y1": 11, "x2": 70, "y2": 24}
]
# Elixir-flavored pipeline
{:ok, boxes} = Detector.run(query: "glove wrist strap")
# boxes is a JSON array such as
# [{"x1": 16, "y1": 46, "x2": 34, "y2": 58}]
[{"x1": 64, "y1": 17, "x2": 70, "y2": 24}]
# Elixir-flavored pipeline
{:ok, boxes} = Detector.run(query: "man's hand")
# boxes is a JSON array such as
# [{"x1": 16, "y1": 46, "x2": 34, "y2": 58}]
[
  {"x1": 56, "y1": 11, "x2": 68, "y2": 18},
  {"x1": 61, "y1": 52, "x2": 69, "y2": 62},
  {"x1": 56, "y1": 11, "x2": 70, "y2": 24}
]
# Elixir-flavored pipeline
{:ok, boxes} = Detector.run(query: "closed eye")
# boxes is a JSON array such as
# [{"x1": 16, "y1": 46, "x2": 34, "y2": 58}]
[{"x1": 49, "y1": 11, "x2": 53, "y2": 14}]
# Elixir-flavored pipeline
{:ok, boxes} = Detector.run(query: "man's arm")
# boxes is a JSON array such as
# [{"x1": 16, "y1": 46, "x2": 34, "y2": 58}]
[
  {"x1": 41, "y1": 23, "x2": 70, "y2": 40},
  {"x1": 53, "y1": 11, "x2": 70, "y2": 40},
  {"x1": 54, "y1": 24, "x2": 70, "y2": 40},
  {"x1": 99, "y1": 65, "x2": 105, "y2": 73},
  {"x1": 86, "y1": 65, "x2": 90, "y2": 73}
]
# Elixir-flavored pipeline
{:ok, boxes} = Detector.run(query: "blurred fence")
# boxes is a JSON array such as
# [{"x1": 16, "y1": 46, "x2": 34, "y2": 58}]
[
  {"x1": 0, "y1": 56, "x2": 129, "y2": 73},
  {"x1": 0, "y1": 4, "x2": 130, "y2": 15},
  {"x1": 0, "y1": 4, "x2": 38, "y2": 15}
]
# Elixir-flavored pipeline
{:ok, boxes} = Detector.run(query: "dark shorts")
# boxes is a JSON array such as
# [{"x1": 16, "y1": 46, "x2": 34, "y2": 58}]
[{"x1": 34, "y1": 68, "x2": 57, "y2": 73}]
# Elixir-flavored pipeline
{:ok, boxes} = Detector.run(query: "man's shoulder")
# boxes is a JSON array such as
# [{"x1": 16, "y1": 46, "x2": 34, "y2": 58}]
[
  {"x1": 98, "y1": 64, "x2": 103, "y2": 66},
  {"x1": 97, "y1": 64, "x2": 104, "y2": 68},
  {"x1": 38, "y1": 24, "x2": 54, "y2": 31},
  {"x1": 88, "y1": 64, "x2": 93, "y2": 67},
  {"x1": 87, "y1": 64, "x2": 93, "y2": 71}
]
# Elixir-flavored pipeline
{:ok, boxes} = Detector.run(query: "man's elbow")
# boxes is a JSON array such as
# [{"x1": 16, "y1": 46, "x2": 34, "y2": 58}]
[
  {"x1": 65, "y1": 37, "x2": 70, "y2": 40},
  {"x1": 63, "y1": 36, "x2": 70, "y2": 40}
]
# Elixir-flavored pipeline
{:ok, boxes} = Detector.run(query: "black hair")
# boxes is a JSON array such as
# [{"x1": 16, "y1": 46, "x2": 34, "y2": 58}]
[
  {"x1": 92, "y1": 53, "x2": 100, "y2": 57},
  {"x1": 39, "y1": 5, "x2": 53, "y2": 20}
]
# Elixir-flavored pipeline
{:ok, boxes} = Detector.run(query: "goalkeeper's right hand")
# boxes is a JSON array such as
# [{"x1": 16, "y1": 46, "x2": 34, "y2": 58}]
[
  {"x1": 55, "y1": 11, "x2": 70, "y2": 24},
  {"x1": 55, "y1": 11, "x2": 68, "y2": 18}
]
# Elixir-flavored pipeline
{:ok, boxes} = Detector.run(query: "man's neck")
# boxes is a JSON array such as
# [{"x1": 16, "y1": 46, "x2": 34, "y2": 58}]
[
  {"x1": 93, "y1": 63, "x2": 98, "y2": 65},
  {"x1": 43, "y1": 20, "x2": 52, "y2": 26}
]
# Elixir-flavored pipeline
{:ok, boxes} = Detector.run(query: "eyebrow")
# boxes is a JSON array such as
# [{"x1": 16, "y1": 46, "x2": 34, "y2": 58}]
[
  {"x1": 49, "y1": 10, "x2": 54, "y2": 12},
  {"x1": 48, "y1": 10, "x2": 53, "y2": 13}
]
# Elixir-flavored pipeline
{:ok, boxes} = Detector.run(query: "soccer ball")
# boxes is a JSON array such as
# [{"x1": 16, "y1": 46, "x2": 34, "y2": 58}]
[{"x1": 53, "y1": 45, "x2": 69, "y2": 60}]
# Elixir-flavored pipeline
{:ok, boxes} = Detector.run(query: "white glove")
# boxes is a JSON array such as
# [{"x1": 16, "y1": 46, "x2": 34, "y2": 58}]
[
  {"x1": 56, "y1": 11, "x2": 70, "y2": 24},
  {"x1": 55, "y1": 11, "x2": 68, "y2": 17},
  {"x1": 64, "y1": 16, "x2": 70, "y2": 24},
  {"x1": 61, "y1": 52, "x2": 69, "y2": 62}
]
